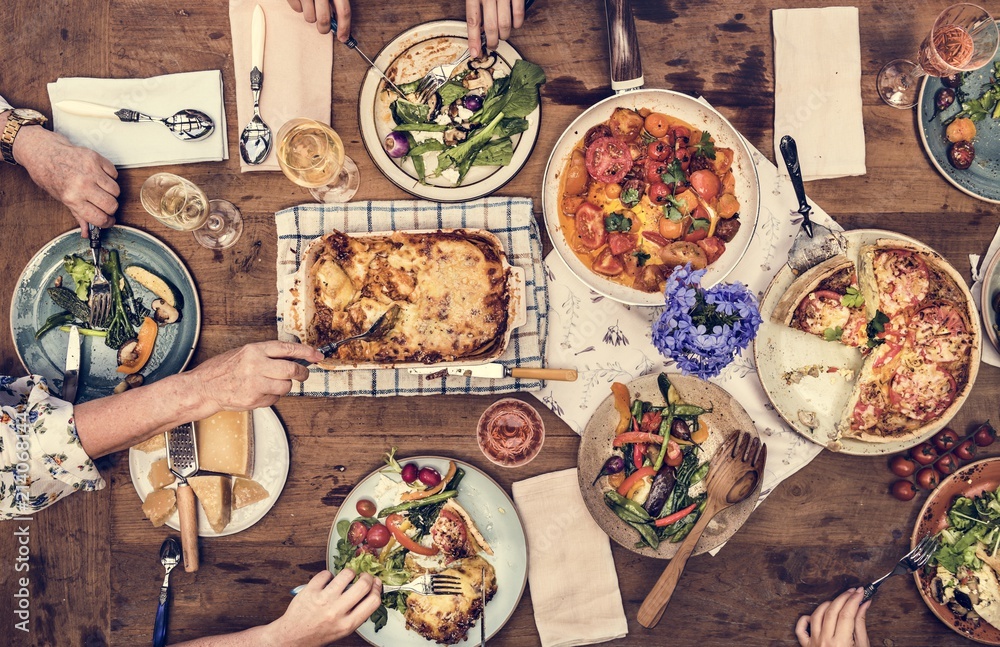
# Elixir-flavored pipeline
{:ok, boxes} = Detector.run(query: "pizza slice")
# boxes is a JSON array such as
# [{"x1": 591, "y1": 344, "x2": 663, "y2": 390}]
[
  {"x1": 859, "y1": 242, "x2": 931, "y2": 320},
  {"x1": 772, "y1": 255, "x2": 869, "y2": 347}
]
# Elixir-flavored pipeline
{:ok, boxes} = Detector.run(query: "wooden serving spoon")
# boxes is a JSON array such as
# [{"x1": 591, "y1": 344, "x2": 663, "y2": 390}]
[{"x1": 637, "y1": 430, "x2": 766, "y2": 628}]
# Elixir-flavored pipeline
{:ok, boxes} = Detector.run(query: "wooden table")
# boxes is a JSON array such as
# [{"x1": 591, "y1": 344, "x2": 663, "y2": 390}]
[{"x1": 2, "y1": 1, "x2": 998, "y2": 645}]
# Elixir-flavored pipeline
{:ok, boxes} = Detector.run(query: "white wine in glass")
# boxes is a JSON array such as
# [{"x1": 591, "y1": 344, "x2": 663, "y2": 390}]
[
  {"x1": 878, "y1": 3, "x2": 998, "y2": 109},
  {"x1": 140, "y1": 173, "x2": 244, "y2": 250},
  {"x1": 276, "y1": 118, "x2": 360, "y2": 203}
]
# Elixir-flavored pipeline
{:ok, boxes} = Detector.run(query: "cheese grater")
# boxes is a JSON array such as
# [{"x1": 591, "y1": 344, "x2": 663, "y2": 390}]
[{"x1": 166, "y1": 423, "x2": 200, "y2": 572}]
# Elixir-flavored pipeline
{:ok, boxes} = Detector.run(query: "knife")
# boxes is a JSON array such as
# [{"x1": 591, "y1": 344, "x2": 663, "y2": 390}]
[
  {"x1": 329, "y1": 18, "x2": 405, "y2": 97},
  {"x1": 409, "y1": 364, "x2": 578, "y2": 381},
  {"x1": 166, "y1": 423, "x2": 200, "y2": 572},
  {"x1": 62, "y1": 325, "x2": 81, "y2": 403}
]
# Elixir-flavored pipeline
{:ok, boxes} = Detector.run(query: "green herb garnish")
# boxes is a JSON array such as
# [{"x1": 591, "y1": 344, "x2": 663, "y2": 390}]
[
  {"x1": 605, "y1": 212, "x2": 633, "y2": 232},
  {"x1": 693, "y1": 131, "x2": 716, "y2": 159},
  {"x1": 841, "y1": 286, "x2": 865, "y2": 309},
  {"x1": 824, "y1": 326, "x2": 844, "y2": 342}
]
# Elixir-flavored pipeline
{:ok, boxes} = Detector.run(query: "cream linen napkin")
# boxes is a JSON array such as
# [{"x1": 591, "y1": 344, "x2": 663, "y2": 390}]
[
  {"x1": 47, "y1": 71, "x2": 228, "y2": 168},
  {"x1": 773, "y1": 7, "x2": 866, "y2": 180},
  {"x1": 512, "y1": 469, "x2": 628, "y2": 647},
  {"x1": 970, "y1": 224, "x2": 1000, "y2": 367},
  {"x1": 230, "y1": 0, "x2": 333, "y2": 172}
]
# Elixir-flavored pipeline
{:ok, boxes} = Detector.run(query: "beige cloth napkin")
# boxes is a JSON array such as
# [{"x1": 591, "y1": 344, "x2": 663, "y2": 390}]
[
  {"x1": 512, "y1": 469, "x2": 628, "y2": 647},
  {"x1": 773, "y1": 7, "x2": 866, "y2": 180},
  {"x1": 229, "y1": 0, "x2": 334, "y2": 172},
  {"x1": 47, "y1": 71, "x2": 228, "y2": 168}
]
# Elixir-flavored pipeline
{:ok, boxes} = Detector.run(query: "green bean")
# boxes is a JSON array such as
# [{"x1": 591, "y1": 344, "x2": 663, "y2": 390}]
[
  {"x1": 377, "y1": 490, "x2": 457, "y2": 518},
  {"x1": 689, "y1": 462, "x2": 710, "y2": 486},
  {"x1": 627, "y1": 520, "x2": 660, "y2": 549},
  {"x1": 673, "y1": 404, "x2": 710, "y2": 417},
  {"x1": 604, "y1": 491, "x2": 651, "y2": 521}
]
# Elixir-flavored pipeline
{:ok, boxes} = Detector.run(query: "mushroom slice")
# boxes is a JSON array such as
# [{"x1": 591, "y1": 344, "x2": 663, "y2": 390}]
[
  {"x1": 444, "y1": 127, "x2": 469, "y2": 147},
  {"x1": 117, "y1": 339, "x2": 140, "y2": 366},
  {"x1": 469, "y1": 51, "x2": 498, "y2": 69},
  {"x1": 426, "y1": 92, "x2": 442, "y2": 121},
  {"x1": 463, "y1": 69, "x2": 494, "y2": 91},
  {"x1": 151, "y1": 298, "x2": 180, "y2": 324}
]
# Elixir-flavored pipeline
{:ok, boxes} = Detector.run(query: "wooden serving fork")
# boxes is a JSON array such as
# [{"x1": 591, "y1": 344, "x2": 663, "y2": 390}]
[{"x1": 637, "y1": 431, "x2": 766, "y2": 628}]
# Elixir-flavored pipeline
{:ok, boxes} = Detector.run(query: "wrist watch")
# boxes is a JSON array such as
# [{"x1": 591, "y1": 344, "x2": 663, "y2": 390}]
[{"x1": 1, "y1": 108, "x2": 48, "y2": 165}]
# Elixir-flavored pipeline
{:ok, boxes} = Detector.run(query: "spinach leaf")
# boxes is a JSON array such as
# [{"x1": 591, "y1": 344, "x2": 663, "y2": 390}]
[
  {"x1": 435, "y1": 112, "x2": 505, "y2": 175},
  {"x1": 472, "y1": 138, "x2": 514, "y2": 167},
  {"x1": 497, "y1": 117, "x2": 529, "y2": 138},
  {"x1": 408, "y1": 139, "x2": 446, "y2": 157},
  {"x1": 393, "y1": 99, "x2": 429, "y2": 125},
  {"x1": 370, "y1": 606, "x2": 388, "y2": 632},
  {"x1": 393, "y1": 122, "x2": 449, "y2": 132},
  {"x1": 437, "y1": 81, "x2": 468, "y2": 108},
  {"x1": 473, "y1": 60, "x2": 546, "y2": 124}
]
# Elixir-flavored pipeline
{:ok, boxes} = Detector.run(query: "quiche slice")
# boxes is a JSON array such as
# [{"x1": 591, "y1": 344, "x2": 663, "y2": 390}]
[
  {"x1": 772, "y1": 255, "x2": 868, "y2": 347},
  {"x1": 404, "y1": 555, "x2": 497, "y2": 645}
]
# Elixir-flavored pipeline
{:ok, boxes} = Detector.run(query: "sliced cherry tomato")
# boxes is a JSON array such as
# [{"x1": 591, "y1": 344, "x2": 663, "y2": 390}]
[
  {"x1": 910, "y1": 443, "x2": 938, "y2": 465},
  {"x1": 689, "y1": 169, "x2": 722, "y2": 201},
  {"x1": 608, "y1": 232, "x2": 637, "y2": 255},
  {"x1": 585, "y1": 137, "x2": 633, "y2": 184},
  {"x1": 682, "y1": 227, "x2": 709, "y2": 243},
  {"x1": 647, "y1": 139, "x2": 673, "y2": 162},
  {"x1": 890, "y1": 480, "x2": 916, "y2": 501},
  {"x1": 574, "y1": 202, "x2": 607, "y2": 250},
  {"x1": 365, "y1": 523, "x2": 391, "y2": 548},
  {"x1": 386, "y1": 514, "x2": 439, "y2": 556},
  {"x1": 356, "y1": 499, "x2": 377, "y2": 518},
  {"x1": 645, "y1": 158, "x2": 672, "y2": 185},
  {"x1": 888, "y1": 455, "x2": 917, "y2": 477},
  {"x1": 644, "y1": 112, "x2": 670, "y2": 138},
  {"x1": 609, "y1": 108, "x2": 645, "y2": 142},
  {"x1": 932, "y1": 428, "x2": 959, "y2": 453},
  {"x1": 935, "y1": 454, "x2": 959, "y2": 477},
  {"x1": 696, "y1": 236, "x2": 726, "y2": 265},
  {"x1": 915, "y1": 467, "x2": 940, "y2": 490},
  {"x1": 584, "y1": 124, "x2": 613, "y2": 148},
  {"x1": 348, "y1": 521, "x2": 368, "y2": 546},
  {"x1": 660, "y1": 241, "x2": 708, "y2": 270},
  {"x1": 713, "y1": 148, "x2": 734, "y2": 175},
  {"x1": 593, "y1": 248, "x2": 625, "y2": 276},
  {"x1": 954, "y1": 439, "x2": 977, "y2": 461},
  {"x1": 975, "y1": 422, "x2": 997, "y2": 447},
  {"x1": 647, "y1": 181, "x2": 672, "y2": 205}
]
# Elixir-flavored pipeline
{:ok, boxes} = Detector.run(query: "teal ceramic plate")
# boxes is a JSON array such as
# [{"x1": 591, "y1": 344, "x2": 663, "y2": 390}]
[
  {"x1": 10, "y1": 226, "x2": 200, "y2": 402},
  {"x1": 918, "y1": 39, "x2": 1000, "y2": 204}
]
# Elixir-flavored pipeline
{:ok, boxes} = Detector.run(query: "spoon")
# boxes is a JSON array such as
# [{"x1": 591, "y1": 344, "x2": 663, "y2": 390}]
[
  {"x1": 54, "y1": 100, "x2": 214, "y2": 141},
  {"x1": 239, "y1": 4, "x2": 272, "y2": 165},
  {"x1": 636, "y1": 431, "x2": 766, "y2": 628},
  {"x1": 297, "y1": 304, "x2": 402, "y2": 366},
  {"x1": 153, "y1": 537, "x2": 181, "y2": 647}
]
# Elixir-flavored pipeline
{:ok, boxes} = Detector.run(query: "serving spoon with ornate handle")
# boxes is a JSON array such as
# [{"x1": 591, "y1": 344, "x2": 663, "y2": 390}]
[{"x1": 54, "y1": 99, "x2": 214, "y2": 141}]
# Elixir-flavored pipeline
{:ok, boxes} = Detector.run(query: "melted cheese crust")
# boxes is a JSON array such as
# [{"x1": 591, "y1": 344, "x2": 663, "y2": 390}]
[
  {"x1": 404, "y1": 556, "x2": 497, "y2": 645},
  {"x1": 307, "y1": 230, "x2": 511, "y2": 363}
]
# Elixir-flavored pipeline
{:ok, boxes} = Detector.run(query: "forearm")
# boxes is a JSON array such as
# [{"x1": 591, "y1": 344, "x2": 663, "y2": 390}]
[
  {"x1": 171, "y1": 624, "x2": 279, "y2": 647},
  {"x1": 74, "y1": 371, "x2": 219, "y2": 458}
]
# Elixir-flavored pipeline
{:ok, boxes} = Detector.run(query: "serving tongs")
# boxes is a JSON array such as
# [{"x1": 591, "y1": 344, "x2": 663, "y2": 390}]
[{"x1": 166, "y1": 423, "x2": 199, "y2": 572}]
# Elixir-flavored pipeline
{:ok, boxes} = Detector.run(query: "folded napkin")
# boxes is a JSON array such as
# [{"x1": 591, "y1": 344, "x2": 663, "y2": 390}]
[
  {"x1": 539, "y1": 130, "x2": 827, "y2": 552},
  {"x1": 971, "y1": 223, "x2": 1000, "y2": 367},
  {"x1": 230, "y1": 0, "x2": 334, "y2": 172},
  {"x1": 275, "y1": 197, "x2": 549, "y2": 397},
  {"x1": 47, "y1": 70, "x2": 228, "y2": 168},
  {"x1": 773, "y1": 7, "x2": 866, "y2": 180},
  {"x1": 512, "y1": 469, "x2": 628, "y2": 647}
]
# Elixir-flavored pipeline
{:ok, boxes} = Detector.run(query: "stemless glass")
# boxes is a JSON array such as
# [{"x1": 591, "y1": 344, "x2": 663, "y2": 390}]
[
  {"x1": 878, "y1": 3, "x2": 999, "y2": 109},
  {"x1": 140, "y1": 173, "x2": 243, "y2": 250},
  {"x1": 275, "y1": 118, "x2": 360, "y2": 203}
]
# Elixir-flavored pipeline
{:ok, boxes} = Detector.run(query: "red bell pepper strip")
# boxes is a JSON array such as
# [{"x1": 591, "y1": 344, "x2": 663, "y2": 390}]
[
  {"x1": 386, "y1": 514, "x2": 439, "y2": 556},
  {"x1": 616, "y1": 466, "x2": 656, "y2": 496},
  {"x1": 654, "y1": 503, "x2": 697, "y2": 527},
  {"x1": 632, "y1": 443, "x2": 646, "y2": 469},
  {"x1": 612, "y1": 432, "x2": 665, "y2": 447}
]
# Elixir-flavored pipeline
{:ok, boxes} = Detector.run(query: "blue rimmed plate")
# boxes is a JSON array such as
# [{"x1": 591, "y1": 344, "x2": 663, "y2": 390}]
[{"x1": 10, "y1": 226, "x2": 201, "y2": 402}]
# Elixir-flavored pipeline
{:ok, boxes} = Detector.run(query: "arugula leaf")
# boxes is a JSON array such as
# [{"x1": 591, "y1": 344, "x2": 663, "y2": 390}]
[
  {"x1": 437, "y1": 81, "x2": 468, "y2": 108},
  {"x1": 634, "y1": 250, "x2": 651, "y2": 266},
  {"x1": 865, "y1": 311, "x2": 890, "y2": 348},
  {"x1": 823, "y1": 326, "x2": 844, "y2": 342},
  {"x1": 392, "y1": 99, "x2": 429, "y2": 125},
  {"x1": 472, "y1": 138, "x2": 514, "y2": 167},
  {"x1": 604, "y1": 212, "x2": 633, "y2": 232},
  {"x1": 621, "y1": 188, "x2": 640, "y2": 207},
  {"x1": 690, "y1": 218, "x2": 710, "y2": 231},
  {"x1": 841, "y1": 286, "x2": 865, "y2": 309},
  {"x1": 661, "y1": 160, "x2": 686, "y2": 185}
]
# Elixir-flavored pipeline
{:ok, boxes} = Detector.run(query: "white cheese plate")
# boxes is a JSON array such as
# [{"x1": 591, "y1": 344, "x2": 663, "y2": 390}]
[{"x1": 127, "y1": 407, "x2": 289, "y2": 537}]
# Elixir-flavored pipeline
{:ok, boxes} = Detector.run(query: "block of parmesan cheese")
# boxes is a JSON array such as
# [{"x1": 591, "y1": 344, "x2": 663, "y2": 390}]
[
  {"x1": 232, "y1": 477, "x2": 269, "y2": 510},
  {"x1": 142, "y1": 489, "x2": 176, "y2": 527},
  {"x1": 132, "y1": 433, "x2": 166, "y2": 453},
  {"x1": 188, "y1": 475, "x2": 232, "y2": 534},
  {"x1": 195, "y1": 411, "x2": 254, "y2": 478},
  {"x1": 147, "y1": 458, "x2": 176, "y2": 490}
]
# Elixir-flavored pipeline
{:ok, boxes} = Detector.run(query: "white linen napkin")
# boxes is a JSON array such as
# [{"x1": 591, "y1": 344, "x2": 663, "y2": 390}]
[
  {"x1": 512, "y1": 469, "x2": 628, "y2": 647},
  {"x1": 47, "y1": 70, "x2": 228, "y2": 168},
  {"x1": 773, "y1": 7, "x2": 866, "y2": 180},
  {"x1": 970, "y1": 224, "x2": 1000, "y2": 367},
  {"x1": 229, "y1": 0, "x2": 334, "y2": 172}
]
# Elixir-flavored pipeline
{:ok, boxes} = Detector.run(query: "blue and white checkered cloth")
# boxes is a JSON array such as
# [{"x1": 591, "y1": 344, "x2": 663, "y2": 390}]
[{"x1": 275, "y1": 197, "x2": 549, "y2": 397}]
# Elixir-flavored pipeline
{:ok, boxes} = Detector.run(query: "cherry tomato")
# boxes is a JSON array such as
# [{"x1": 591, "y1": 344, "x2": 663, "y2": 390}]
[
  {"x1": 647, "y1": 139, "x2": 673, "y2": 162},
  {"x1": 889, "y1": 455, "x2": 917, "y2": 477},
  {"x1": 348, "y1": 521, "x2": 368, "y2": 546},
  {"x1": 682, "y1": 227, "x2": 709, "y2": 243},
  {"x1": 932, "y1": 428, "x2": 960, "y2": 452},
  {"x1": 647, "y1": 181, "x2": 672, "y2": 205},
  {"x1": 974, "y1": 422, "x2": 997, "y2": 447},
  {"x1": 608, "y1": 108, "x2": 645, "y2": 142},
  {"x1": 935, "y1": 454, "x2": 959, "y2": 476},
  {"x1": 915, "y1": 467, "x2": 940, "y2": 490},
  {"x1": 593, "y1": 248, "x2": 625, "y2": 276},
  {"x1": 607, "y1": 232, "x2": 637, "y2": 255},
  {"x1": 954, "y1": 439, "x2": 977, "y2": 461},
  {"x1": 365, "y1": 523, "x2": 391, "y2": 549},
  {"x1": 574, "y1": 202, "x2": 607, "y2": 250},
  {"x1": 584, "y1": 124, "x2": 613, "y2": 148},
  {"x1": 675, "y1": 146, "x2": 692, "y2": 171},
  {"x1": 712, "y1": 148, "x2": 734, "y2": 175},
  {"x1": 604, "y1": 182, "x2": 622, "y2": 200},
  {"x1": 689, "y1": 169, "x2": 722, "y2": 201},
  {"x1": 659, "y1": 241, "x2": 708, "y2": 270},
  {"x1": 949, "y1": 140, "x2": 975, "y2": 170},
  {"x1": 645, "y1": 158, "x2": 671, "y2": 185},
  {"x1": 355, "y1": 499, "x2": 377, "y2": 518},
  {"x1": 401, "y1": 462, "x2": 419, "y2": 484},
  {"x1": 418, "y1": 467, "x2": 442, "y2": 487},
  {"x1": 644, "y1": 112, "x2": 670, "y2": 138},
  {"x1": 696, "y1": 236, "x2": 726, "y2": 265},
  {"x1": 585, "y1": 137, "x2": 633, "y2": 183},
  {"x1": 668, "y1": 125, "x2": 691, "y2": 147},
  {"x1": 890, "y1": 479, "x2": 917, "y2": 501},
  {"x1": 658, "y1": 216, "x2": 686, "y2": 240},
  {"x1": 910, "y1": 443, "x2": 938, "y2": 466}
]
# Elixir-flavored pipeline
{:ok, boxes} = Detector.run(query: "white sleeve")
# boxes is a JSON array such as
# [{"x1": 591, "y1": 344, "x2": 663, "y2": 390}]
[{"x1": 0, "y1": 94, "x2": 11, "y2": 112}]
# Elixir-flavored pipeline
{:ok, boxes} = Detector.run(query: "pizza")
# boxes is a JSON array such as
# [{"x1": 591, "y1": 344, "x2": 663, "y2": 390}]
[{"x1": 773, "y1": 239, "x2": 979, "y2": 444}]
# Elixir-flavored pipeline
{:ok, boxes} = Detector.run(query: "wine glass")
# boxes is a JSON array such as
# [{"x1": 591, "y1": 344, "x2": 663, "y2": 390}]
[
  {"x1": 275, "y1": 118, "x2": 360, "y2": 203},
  {"x1": 878, "y1": 3, "x2": 999, "y2": 109},
  {"x1": 140, "y1": 173, "x2": 244, "y2": 250}
]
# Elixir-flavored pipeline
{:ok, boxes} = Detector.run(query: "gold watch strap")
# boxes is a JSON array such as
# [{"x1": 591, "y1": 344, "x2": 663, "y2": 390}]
[{"x1": 0, "y1": 112, "x2": 19, "y2": 165}]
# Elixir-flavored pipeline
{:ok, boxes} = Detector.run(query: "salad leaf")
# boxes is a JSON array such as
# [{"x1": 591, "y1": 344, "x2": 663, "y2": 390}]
[
  {"x1": 473, "y1": 60, "x2": 546, "y2": 124},
  {"x1": 497, "y1": 117, "x2": 529, "y2": 138},
  {"x1": 435, "y1": 112, "x2": 505, "y2": 175},
  {"x1": 437, "y1": 81, "x2": 468, "y2": 108},
  {"x1": 62, "y1": 255, "x2": 95, "y2": 300},
  {"x1": 408, "y1": 139, "x2": 446, "y2": 157},
  {"x1": 370, "y1": 606, "x2": 388, "y2": 633},
  {"x1": 396, "y1": 79, "x2": 421, "y2": 95},
  {"x1": 472, "y1": 138, "x2": 513, "y2": 167},
  {"x1": 393, "y1": 99, "x2": 429, "y2": 125},
  {"x1": 393, "y1": 122, "x2": 449, "y2": 132},
  {"x1": 343, "y1": 551, "x2": 410, "y2": 586}
]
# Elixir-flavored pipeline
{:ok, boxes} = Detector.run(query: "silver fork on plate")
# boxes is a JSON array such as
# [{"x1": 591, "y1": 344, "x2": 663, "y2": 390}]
[
  {"x1": 480, "y1": 566, "x2": 487, "y2": 646},
  {"x1": 862, "y1": 534, "x2": 939, "y2": 601},
  {"x1": 289, "y1": 572, "x2": 463, "y2": 597},
  {"x1": 87, "y1": 224, "x2": 112, "y2": 328}
]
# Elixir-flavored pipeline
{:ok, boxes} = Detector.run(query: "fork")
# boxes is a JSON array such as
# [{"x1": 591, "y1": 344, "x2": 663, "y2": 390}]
[
  {"x1": 87, "y1": 224, "x2": 112, "y2": 328},
  {"x1": 861, "y1": 534, "x2": 939, "y2": 601},
  {"x1": 480, "y1": 565, "x2": 487, "y2": 646},
  {"x1": 289, "y1": 572, "x2": 463, "y2": 597}
]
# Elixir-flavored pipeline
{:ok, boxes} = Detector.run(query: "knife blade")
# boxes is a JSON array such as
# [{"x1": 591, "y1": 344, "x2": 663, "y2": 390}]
[
  {"x1": 330, "y1": 18, "x2": 405, "y2": 97},
  {"x1": 408, "y1": 364, "x2": 578, "y2": 381},
  {"x1": 62, "y1": 325, "x2": 81, "y2": 403},
  {"x1": 166, "y1": 423, "x2": 200, "y2": 573}
]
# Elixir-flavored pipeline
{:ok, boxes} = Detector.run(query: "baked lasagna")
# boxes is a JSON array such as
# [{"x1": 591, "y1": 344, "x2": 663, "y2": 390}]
[{"x1": 301, "y1": 229, "x2": 512, "y2": 365}]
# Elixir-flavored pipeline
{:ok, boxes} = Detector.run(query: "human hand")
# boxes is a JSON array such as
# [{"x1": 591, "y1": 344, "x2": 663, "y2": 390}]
[
  {"x1": 187, "y1": 341, "x2": 323, "y2": 415},
  {"x1": 795, "y1": 588, "x2": 871, "y2": 647},
  {"x1": 286, "y1": 0, "x2": 352, "y2": 41},
  {"x1": 12, "y1": 125, "x2": 119, "y2": 236},
  {"x1": 265, "y1": 569, "x2": 382, "y2": 647},
  {"x1": 466, "y1": 0, "x2": 525, "y2": 58}
]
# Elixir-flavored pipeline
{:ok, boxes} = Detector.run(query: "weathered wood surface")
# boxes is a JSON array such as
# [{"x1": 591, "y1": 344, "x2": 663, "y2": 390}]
[{"x1": 2, "y1": 1, "x2": 998, "y2": 645}]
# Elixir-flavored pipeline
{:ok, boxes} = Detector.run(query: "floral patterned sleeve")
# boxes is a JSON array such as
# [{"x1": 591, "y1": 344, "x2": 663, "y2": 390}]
[{"x1": 0, "y1": 375, "x2": 105, "y2": 519}]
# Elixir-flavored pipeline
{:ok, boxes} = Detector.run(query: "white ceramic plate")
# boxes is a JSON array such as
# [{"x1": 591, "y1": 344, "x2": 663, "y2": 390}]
[
  {"x1": 542, "y1": 89, "x2": 760, "y2": 306},
  {"x1": 755, "y1": 229, "x2": 982, "y2": 456},
  {"x1": 358, "y1": 20, "x2": 541, "y2": 202},
  {"x1": 128, "y1": 407, "x2": 289, "y2": 537},
  {"x1": 326, "y1": 457, "x2": 527, "y2": 646},
  {"x1": 982, "y1": 247, "x2": 1000, "y2": 352}
]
